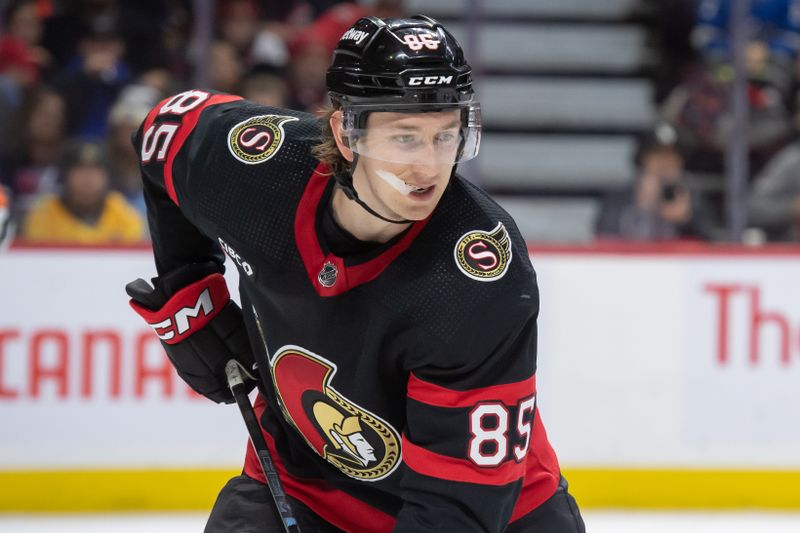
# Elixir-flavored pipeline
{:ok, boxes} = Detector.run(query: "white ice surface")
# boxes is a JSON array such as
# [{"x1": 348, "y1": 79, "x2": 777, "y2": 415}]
[{"x1": 2, "y1": 511, "x2": 800, "y2": 532}]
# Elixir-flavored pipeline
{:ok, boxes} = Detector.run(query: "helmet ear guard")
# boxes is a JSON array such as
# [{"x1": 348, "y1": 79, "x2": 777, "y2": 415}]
[{"x1": 331, "y1": 112, "x2": 352, "y2": 151}]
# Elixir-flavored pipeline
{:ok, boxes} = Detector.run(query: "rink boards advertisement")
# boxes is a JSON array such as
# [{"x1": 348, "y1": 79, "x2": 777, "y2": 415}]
[{"x1": 2, "y1": 244, "x2": 800, "y2": 510}]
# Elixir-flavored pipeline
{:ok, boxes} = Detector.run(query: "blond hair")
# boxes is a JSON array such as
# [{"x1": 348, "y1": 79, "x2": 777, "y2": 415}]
[{"x1": 312, "y1": 106, "x2": 351, "y2": 177}]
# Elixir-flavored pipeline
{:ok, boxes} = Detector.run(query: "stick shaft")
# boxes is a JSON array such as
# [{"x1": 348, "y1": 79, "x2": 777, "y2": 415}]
[{"x1": 227, "y1": 361, "x2": 300, "y2": 533}]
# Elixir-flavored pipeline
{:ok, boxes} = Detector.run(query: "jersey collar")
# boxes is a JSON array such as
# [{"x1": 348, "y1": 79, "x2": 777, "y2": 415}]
[{"x1": 294, "y1": 163, "x2": 430, "y2": 297}]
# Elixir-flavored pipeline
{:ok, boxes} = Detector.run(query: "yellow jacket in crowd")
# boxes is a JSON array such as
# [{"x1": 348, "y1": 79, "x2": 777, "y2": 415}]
[{"x1": 22, "y1": 191, "x2": 145, "y2": 245}]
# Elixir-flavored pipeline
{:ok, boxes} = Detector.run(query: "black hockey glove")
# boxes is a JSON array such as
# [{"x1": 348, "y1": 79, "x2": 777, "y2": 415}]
[{"x1": 126, "y1": 262, "x2": 257, "y2": 403}]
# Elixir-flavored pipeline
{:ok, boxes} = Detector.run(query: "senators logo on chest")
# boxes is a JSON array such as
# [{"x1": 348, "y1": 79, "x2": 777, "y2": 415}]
[
  {"x1": 454, "y1": 222, "x2": 513, "y2": 281},
  {"x1": 227, "y1": 114, "x2": 298, "y2": 164},
  {"x1": 269, "y1": 345, "x2": 401, "y2": 481}
]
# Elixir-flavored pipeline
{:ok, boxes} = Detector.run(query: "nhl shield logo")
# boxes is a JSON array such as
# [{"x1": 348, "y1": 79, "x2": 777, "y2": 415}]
[
  {"x1": 227, "y1": 114, "x2": 299, "y2": 164},
  {"x1": 270, "y1": 345, "x2": 401, "y2": 482},
  {"x1": 454, "y1": 222, "x2": 513, "y2": 281},
  {"x1": 317, "y1": 261, "x2": 338, "y2": 287}
]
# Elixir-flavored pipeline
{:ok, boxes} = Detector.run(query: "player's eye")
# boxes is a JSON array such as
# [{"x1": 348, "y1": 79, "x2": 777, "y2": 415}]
[
  {"x1": 392, "y1": 134, "x2": 418, "y2": 145},
  {"x1": 435, "y1": 131, "x2": 458, "y2": 145},
  {"x1": 391, "y1": 134, "x2": 425, "y2": 151}
]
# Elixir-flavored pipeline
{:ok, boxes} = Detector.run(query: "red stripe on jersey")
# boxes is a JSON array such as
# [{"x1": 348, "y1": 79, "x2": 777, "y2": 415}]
[
  {"x1": 407, "y1": 373, "x2": 536, "y2": 408},
  {"x1": 509, "y1": 407, "x2": 561, "y2": 522},
  {"x1": 244, "y1": 395, "x2": 397, "y2": 533},
  {"x1": 294, "y1": 164, "x2": 431, "y2": 297},
  {"x1": 161, "y1": 94, "x2": 242, "y2": 204},
  {"x1": 402, "y1": 434, "x2": 527, "y2": 486},
  {"x1": 401, "y1": 409, "x2": 561, "y2": 519}
]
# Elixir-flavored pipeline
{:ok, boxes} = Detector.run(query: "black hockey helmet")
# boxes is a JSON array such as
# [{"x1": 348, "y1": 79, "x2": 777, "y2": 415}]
[
  {"x1": 326, "y1": 15, "x2": 480, "y2": 167},
  {"x1": 327, "y1": 15, "x2": 474, "y2": 106},
  {"x1": 323, "y1": 15, "x2": 481, "y2": 224}
]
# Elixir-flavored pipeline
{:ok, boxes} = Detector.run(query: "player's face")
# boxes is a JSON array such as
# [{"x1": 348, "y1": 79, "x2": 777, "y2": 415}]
[{"x1": 352, "y1": 110, "x2": 459, "y2": 221}]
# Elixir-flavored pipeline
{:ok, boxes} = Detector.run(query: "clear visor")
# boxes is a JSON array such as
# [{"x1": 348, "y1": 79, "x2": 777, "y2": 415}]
[{"x1": 339, "y1": 102, "x2": 481, "y2": 165}]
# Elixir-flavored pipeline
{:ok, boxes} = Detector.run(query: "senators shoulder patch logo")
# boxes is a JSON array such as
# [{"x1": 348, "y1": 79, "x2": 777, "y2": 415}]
[
  {"x1": 454, "y1": 222, "x2": 513, "y2": 281},
  {"x1": 227, "y1": 114, "x2": 298, "y2": 164},
  {"x1": 269, "y1": 345, "x2": 401, "y2": 482}
]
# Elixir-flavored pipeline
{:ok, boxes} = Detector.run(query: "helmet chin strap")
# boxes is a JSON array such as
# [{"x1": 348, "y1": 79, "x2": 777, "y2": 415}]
[{"x1": 333, "y1": 153, "x2": 412, "y2": 225}]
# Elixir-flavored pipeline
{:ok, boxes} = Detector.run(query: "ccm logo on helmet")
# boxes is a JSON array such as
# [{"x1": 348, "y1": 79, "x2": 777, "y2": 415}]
[{"x1": 407, "y1": 75, "x2": 453, "y2": 86}]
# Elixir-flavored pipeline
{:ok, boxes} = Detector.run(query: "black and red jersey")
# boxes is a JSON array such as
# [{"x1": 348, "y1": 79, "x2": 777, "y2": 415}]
[{"x1": 134, "y1": 89, "x2": 561, "y2": 532}]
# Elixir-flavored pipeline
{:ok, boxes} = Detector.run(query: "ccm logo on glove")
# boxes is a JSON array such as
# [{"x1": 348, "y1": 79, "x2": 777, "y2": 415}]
[{"x1": 129, "y1": 274, "x2": 230, "y2": 344}]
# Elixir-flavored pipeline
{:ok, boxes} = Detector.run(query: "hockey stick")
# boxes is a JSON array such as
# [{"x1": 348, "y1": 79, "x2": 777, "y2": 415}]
[{"x1": 225, "y1": 360, "x2": 301, "y2": 533}]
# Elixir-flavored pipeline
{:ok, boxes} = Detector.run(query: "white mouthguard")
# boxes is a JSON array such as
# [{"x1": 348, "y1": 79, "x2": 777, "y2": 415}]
[{"x1": 375, "y1": 169, "x2": 418, "y2": 196}]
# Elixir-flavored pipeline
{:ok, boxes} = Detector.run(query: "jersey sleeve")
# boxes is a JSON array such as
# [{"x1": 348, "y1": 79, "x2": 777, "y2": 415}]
[
  {"x1": 395, "y1": 287, "x2": 561, "y2": 532},
  {"x1": 133, "y1": 89, "x2": 244, "y2": 275}
]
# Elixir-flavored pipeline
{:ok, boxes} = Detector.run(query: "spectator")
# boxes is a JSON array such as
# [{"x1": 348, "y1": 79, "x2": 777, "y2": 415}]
[
  {"x1": 209, "y1": 40, "x2": 244, "y2": 93},
  {"x1": 4, "y1": 87, "x2": 65, "y2": 221},
  {"x1": 240, "y1": 66, "x2": 289, "y2": 107},
  {"x1": 658, "y1": 0, "x2": 799, "y2": 175},
  {"x1": 117, "y1": 2, "x2": 181, "y2": 77},
  {"x1": 106, "y1": 84, "x2": 160, "y2": 217},
  {"x1": 693, "y1": 0, "x2": 800, "y2": 63},
  {"x1": 297, "y1": 1, "x2": 405, "y2": 56},
  {"x1": 285, "y1": 2, "x2": 406, "y2": 112},
  {"x1": 52, "y1": 23, "x2": 131, "y2": 140},
  {"x1": 660, "y1": 61, "x2": 792, "y2": 174},
  {"x1": 213, "y1": 0, "x2": 293, "y2": 72},
  {"x1": 42, "y1": 0, "x2": 178, "y2": 76},
  {"x1": 0, "y1": 0, "x2": 50, "y2": 148},
  {"x1": 0, "y1": 0, "x2": 49, "y2": 91},
  {"x1": 21, "y1": 141, "x2": 144, "y2": 244},
  {"x1": 218, "y1": 0, "x2": 262, "y2": 60},
  {"x1": 747, "y1": 140, "x2": 800, "y2": 240},
  {"x1": 215, "y1": 0, "x2": 295, "y2": 71},
  {"x1": 135, "y1": 67, "x2": 173, "y2": 97},
  {"x1": 596, "y1": 123, "x2": 713, "y2": 241},
  {"x1": 295, "y1": 2, "x2": 368, "y2": 55},
  {"x1": 287, "y1": 35, "x2": 329, "y2": 112}
]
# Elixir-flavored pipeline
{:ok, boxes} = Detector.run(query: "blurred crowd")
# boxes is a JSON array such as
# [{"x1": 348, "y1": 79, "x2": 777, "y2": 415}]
[
  {"x1": 0, "y1": 0, "x2": 402, "y2": 246},
  {"x1": 599, "y1": 0, "x2": 800, "y2": 243},
  {"x1": 1, "y1": 0, "x2": 800, "y2": 246}
]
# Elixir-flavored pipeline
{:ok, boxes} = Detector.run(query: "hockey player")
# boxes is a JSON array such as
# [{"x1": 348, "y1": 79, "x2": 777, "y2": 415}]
[{"x1": 127, "y1": 15, "x2": 585, "y2": 533}]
